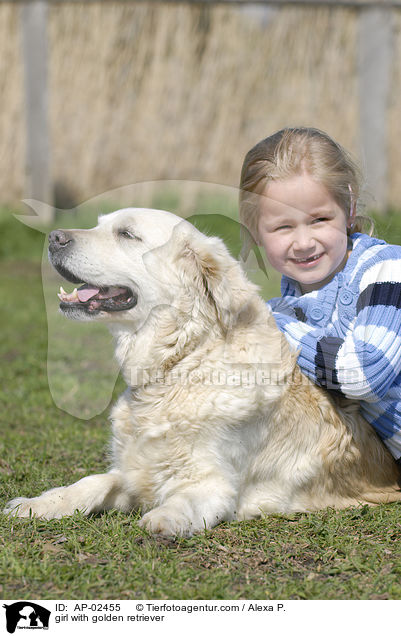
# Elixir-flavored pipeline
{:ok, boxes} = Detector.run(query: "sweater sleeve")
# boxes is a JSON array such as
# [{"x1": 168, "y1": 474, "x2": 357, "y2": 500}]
[{"x1": 270, "y1": 260, "x2": 401, "y2": 402}]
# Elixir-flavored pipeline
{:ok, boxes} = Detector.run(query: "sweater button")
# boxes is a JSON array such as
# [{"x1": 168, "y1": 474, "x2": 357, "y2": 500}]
[
  {"x1": 310, "y1": 307, "x2": 324, "y2": 321},
  {"x1": 339, "y1": 290, "x2": 353, "y2": 305}
]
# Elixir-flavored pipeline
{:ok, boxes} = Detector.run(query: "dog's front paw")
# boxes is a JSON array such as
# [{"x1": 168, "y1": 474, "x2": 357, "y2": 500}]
[
  {"x1": 3, "y1": 490, "x2": 69, "y2": 520},
  {"x1": 4, "y1": 497, "x2": 41, "y2": 518},
  {"x1": 139, "y1": 507, "x2": 197, "y2": 537}
]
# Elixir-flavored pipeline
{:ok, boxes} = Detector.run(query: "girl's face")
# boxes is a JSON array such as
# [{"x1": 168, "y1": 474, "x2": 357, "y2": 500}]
[{"x1": 257, "y1": 172, "x2": 349, "y2": 293}]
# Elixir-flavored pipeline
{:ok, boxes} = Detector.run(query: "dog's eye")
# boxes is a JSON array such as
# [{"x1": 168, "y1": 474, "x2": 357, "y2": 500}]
[{"x1": 118, "y1": 229, "x2": 141, "y2": 241}]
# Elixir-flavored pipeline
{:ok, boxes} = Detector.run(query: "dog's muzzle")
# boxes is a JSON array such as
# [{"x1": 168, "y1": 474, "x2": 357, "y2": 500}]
[{"x1": 48, "y1": 229, "x2": 137, "y2": 314}]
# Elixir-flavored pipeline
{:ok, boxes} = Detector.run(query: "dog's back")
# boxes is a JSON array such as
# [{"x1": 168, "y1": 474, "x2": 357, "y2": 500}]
[{"x1": 236, "y1": 359, "x2": 401, "y2": 518}]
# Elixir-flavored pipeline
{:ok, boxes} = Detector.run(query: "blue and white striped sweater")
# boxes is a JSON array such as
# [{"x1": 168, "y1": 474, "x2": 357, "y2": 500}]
[{"x1": 267, "y1": 232, "x2": 401, "y2": 461}]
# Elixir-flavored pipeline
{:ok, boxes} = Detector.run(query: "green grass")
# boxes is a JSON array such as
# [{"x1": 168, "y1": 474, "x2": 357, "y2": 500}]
[{"x1": 1, "y1": 207, "x2": 401, "y2": 600}]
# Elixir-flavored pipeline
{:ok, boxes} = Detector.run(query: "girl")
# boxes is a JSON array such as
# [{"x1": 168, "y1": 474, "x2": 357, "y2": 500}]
[{"x1": 239, "y1": 127, "x2": 401, "y2": 465}]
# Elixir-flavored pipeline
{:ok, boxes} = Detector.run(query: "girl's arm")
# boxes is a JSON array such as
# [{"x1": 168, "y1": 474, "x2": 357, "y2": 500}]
[{"x1": 270, "y1": 260, "x2": 401, "y2": 402}]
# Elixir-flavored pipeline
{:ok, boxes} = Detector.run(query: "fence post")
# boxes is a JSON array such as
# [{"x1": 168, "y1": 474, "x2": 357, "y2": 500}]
[
  {"x1": 21, "y1": 0, "x2": 53, "y2": 221},
  {"x1": 357, "y1": 7, "x2": 393, "y2": 212}
]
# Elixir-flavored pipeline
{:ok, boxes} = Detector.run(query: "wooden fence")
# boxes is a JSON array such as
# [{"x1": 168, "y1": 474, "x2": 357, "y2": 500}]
[{"x1": 14, "y1": 0, "x2": 399, "y2": 219}]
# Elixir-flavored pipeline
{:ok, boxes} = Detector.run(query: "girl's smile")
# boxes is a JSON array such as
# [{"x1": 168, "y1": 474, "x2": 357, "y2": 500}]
[
  {"x1": 290, "y1": 253, "x2": 323, "y2": 266},
  {"x1": 257, "y1": 172, "x2": 349, "y2": 293}
]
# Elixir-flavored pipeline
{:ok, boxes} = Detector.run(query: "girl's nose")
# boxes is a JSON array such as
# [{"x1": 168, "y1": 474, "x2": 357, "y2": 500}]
[{"x1": 292, "y1": 228, "x2": 315, "y2": 251}]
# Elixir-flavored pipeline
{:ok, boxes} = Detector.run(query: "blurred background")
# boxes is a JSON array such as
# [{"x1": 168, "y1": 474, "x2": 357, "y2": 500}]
[{"x1": 0, "y1": 0, "x2": 400, "y2": 214}]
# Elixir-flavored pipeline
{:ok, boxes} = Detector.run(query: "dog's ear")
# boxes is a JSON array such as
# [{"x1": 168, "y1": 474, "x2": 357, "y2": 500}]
[{"x1": 175, "y1": 224, "x2": 259, "y2": 331}]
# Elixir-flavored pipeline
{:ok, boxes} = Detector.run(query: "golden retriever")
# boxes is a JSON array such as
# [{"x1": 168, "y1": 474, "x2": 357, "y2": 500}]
[{"x1": 4, "y1": 208, "x2": 401, "y2": 535}]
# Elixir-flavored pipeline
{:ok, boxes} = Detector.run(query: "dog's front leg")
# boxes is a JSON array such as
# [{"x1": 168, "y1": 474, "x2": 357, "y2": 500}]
[
  {"x1": 139, "y1": 480, "x2": 236, "y2": 537},
  {"x1": 4, "y1": 470, "x2": 132, "y2": 520}
]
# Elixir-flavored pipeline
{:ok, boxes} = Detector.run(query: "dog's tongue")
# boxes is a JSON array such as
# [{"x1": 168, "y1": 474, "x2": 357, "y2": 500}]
[
  {"x1": 76, "y1": 285, "x2": 126, "y2": 302},
  {"x1": 77, "y1": 286, "x2": 100, "y2": 302}
]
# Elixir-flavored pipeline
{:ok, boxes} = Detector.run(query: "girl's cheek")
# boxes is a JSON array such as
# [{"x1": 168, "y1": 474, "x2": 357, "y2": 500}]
[
  {"x1": 271, "y1": 236, "x2": 288, "y2": 256},
  {"x1": 264, "y1": 240, "x2": 287, "y2": 267}
]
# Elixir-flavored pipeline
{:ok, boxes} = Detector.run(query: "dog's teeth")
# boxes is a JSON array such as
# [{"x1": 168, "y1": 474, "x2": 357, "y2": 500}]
[{"x1": 57, "y1": 285, "x2": 79, "y2": 302}]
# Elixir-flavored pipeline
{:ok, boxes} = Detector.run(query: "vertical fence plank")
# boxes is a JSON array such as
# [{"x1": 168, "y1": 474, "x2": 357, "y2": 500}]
[
  {"x1": 357, "y1": 7, "x2": 393, "y2": 212},
  {"x1": 21, "y1": 0, "x2": 53, "y2": 221}
]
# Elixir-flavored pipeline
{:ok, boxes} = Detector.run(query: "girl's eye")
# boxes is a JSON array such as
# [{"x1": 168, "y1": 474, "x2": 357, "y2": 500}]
[
  {"x1": 275, "y1": 225, "x2": 291, "y2": 231},
  {"x1": 312, "y1": 217, "x2": 328, "y2": 224}
]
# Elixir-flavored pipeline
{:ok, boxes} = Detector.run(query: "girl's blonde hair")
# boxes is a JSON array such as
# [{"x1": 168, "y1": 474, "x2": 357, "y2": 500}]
[{"x1": 239, "y1": 127, "x2": 372, "y2": 243}]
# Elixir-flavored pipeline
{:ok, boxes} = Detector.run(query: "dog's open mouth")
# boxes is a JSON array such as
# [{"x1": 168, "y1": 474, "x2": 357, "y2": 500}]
[{"x1": 58, "y1": 283, "x2": 137, "y2": 313}]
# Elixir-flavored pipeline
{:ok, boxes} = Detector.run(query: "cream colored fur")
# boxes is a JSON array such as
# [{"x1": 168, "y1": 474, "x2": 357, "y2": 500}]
[{"x1": 4, "y1": 208, "x2": 401, "y2": 536}]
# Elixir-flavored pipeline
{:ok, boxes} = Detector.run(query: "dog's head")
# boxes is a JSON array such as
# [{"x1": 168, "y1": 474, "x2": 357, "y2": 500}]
[{"x1": 48, "y1": 207, "x2": 259, "y2": 335}]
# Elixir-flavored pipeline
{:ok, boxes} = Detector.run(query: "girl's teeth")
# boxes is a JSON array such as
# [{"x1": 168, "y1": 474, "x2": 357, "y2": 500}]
[{"x1": 296, "y1": 255, "x2": 320, "y2": 263}]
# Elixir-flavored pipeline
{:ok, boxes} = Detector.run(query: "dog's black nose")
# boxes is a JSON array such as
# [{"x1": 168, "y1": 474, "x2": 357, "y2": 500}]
[{"x1": 48, "y1": 229, "x2": 74, "y2": 250}]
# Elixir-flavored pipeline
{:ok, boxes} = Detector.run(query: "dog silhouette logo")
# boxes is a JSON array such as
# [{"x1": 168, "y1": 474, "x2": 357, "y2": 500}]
[{"x1": 3, "y1": 602, "x2": 50, "y2": 633}]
